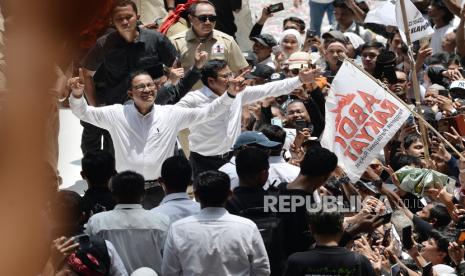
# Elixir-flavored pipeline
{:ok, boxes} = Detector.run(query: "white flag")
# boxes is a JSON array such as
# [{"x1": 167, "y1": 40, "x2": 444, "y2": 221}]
[
  {"x1": 364, "y1": 1, "x2": 397, "y2": 27},
  {"x1": 395, "y1": 0, "x2": 434, "y2": 42},
  {"x1": 320, "y1": 61, "x2": 410, "y2": 182}
]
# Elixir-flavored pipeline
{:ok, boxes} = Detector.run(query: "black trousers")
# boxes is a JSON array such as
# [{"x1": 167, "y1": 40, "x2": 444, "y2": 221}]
[
  {"x1": 189, "y1": 151, "x2": 233, "y2": 179},
  {"x1": 80, "y1": 121, "x2": 114, "y2": 156}
]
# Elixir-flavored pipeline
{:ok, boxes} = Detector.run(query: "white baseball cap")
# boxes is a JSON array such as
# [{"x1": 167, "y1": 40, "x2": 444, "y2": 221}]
[{"x1": 449, "y1": 80, "x2": 465, "y2": 91}]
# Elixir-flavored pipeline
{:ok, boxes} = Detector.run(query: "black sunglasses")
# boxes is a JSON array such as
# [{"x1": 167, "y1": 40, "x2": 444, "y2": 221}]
[
  {"x1": 195, "y1": 14, "x2": 217, "y2": 23},
  {"x1": 283, "y1": 68, "x2": 301, "y2": 75}
]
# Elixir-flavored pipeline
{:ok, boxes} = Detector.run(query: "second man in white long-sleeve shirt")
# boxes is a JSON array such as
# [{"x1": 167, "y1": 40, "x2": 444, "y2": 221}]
[{"x1": 175, "y1": 59, "x2": 320, "y2": 177}]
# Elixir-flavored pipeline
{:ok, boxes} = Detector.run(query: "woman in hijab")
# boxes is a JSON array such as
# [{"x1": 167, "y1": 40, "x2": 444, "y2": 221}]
[{"x1": 279, "y1": 28, "x2": 303, "y2": 58}]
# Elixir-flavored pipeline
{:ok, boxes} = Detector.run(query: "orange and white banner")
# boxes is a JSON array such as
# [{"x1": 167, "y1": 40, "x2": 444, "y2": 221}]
[{"x1": 321, "y1": 61, "x2": 410, "y2": 181}]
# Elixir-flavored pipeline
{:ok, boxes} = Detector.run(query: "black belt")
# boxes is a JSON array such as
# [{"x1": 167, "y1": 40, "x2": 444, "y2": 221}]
[{"x1": 192, "y1": 151, "x2": 233, "y2": 159}]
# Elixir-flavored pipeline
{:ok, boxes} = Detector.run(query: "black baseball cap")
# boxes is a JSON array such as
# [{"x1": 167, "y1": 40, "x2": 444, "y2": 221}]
[
  {"x1": 242, "y1": 50, "x2": 257, "y2": 65},
  {"x1": 245, "y1": 64, "x2": 275, "y2": 80},
  {"x1": 251, "y1": 33, "x2": 278, "y2": 48},
  {"x1": 322, "y1": 30, "x2": 347, "y2": 43}
]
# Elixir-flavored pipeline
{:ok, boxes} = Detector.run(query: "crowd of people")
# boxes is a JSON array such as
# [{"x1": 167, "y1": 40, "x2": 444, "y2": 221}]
[{"x1": 37, "y1": 0, "x2": 465, "y2": 275}]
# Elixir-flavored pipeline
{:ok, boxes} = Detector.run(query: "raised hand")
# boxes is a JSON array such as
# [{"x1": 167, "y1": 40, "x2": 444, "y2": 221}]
[
  {"x1": 169, "y1": 58, "x2": 184, "y2": 85},
  {"x1": 443, "y1": 126, "x2": 464, "y2": 148},
  {"x1": 258, "y1": 5, "x2": 273, "y2": 24},
  {"x1": 49, "y1": 236, "x2": 79, "y2": 269},
  {"x1": 416, "y1": 45, "x2": 433, "y2": 63},
  {"x1": 298, "y1": 68, "x2": 321, "y2": 84},
  {"x1": 293, "y1": 128, "x2": 312, "y2": 149},
  {"x1": 194, "y1": 43, "x2": 209, "y2": 69},
  {"x1": 227, "y1": 69, "x2": 250, "y2": 96},
  {"x1": 67, "y1": 68, "x2": 85, "y2": 98}
]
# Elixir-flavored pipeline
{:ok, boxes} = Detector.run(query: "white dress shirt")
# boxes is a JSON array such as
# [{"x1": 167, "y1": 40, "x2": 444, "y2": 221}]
[
  {"x1": 86, "y1": 204, "x2": 170, "y2": 275},
  {"x1": 70, "y1": 93, "x2": 233, "y2": 180},
  {"x1": 175, "y1": 76, "x2": 302, "y2": 156},
  {"x1": 105, "y1": 240, "x2": 129, "y2": 276},
  {"x1": 150, "y1": 192, "x2": 200, "y2": 224},
  {"x1": 162, "y1": 207, "x2": 270, "y2": 276}
]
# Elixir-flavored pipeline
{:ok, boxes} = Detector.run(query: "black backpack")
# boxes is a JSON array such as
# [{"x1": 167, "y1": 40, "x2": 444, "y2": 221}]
[{"x1": 228, "y1": 186, "x2": 286, "y2": 275}]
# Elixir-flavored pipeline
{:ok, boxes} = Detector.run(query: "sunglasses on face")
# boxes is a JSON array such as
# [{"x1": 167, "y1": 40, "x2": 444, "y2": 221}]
[
  {"x1": 283, "y1": 68, "x2": 300, "y2": 75},
  {"x1": 194, "y1": 14, "x2": 217, "y2": 23}
]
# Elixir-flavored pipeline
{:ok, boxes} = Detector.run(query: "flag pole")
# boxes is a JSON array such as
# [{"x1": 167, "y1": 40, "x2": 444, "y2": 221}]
[
  {"x1": 398, "y1": 0, "x2": 431, "y2": 161},
  {"x1": 341, "y1": 56, "x2": 465, "y2": 159}
]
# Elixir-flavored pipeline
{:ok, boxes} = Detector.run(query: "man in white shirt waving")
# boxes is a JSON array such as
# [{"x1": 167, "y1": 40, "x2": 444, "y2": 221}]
[
  {"x1": 68, "y1": 67, "x2": 246, "y2": 208},
  {"x1": 176, "y1": 59, "x2": 320, "y2": 177}
]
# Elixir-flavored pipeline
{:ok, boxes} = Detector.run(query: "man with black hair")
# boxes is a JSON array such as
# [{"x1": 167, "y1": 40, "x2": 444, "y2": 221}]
[
  {"x1": 150, "y1": 156, "x2": 200, "y2": 223},
  {"x1": 81, "y1": 150, "x2": 117, "y2": 217},
  {"x1": 400, "y1": 201, "x2": 452, "y2": 242},
  {"x1": 278, "y1": 147, "x2": 338, "y2": 258},
  {"x1": 406, "y1": 230, "x2": 455, "y2": 274},
  {"x1": 390, "y1": 154, "x2": 423, "y2": 171},
  {"x1": 403, "y1": 133, "x2": 425, "y2": 159},
  {"x1": 285, "y1": 99, "x2": 312, "y2": 130},
  {"x1": 331, "y1": 0, "x2": 372, "y2": 42},
  {"x1": 177, "y1": 59, "x2": 320, "y2": 177},
  {"x1": 225, "y1": 147, "x2": 270, "y2": 214},
  {"x1": 421, "y1": 230, "x2": 453, "y2": 266},
  {"x1": 86, "y1": 171, "x2": 170, "y2": 274},
  {"x1": 162, "y1": 170, "x2": 270, "y2": 275},
  {"x1": 225, "y1": 147, "x2": 286, "y2": 276},
  {"x1": 360, "y1": 42, "x2": 384, "y2": 76},
  {"x1": 284, "y1": 211, "x2": 376, "y2": 275}
]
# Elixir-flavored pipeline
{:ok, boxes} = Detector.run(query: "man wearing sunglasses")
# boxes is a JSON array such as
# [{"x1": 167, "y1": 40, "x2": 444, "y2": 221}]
[{"x1": 170, "y1": 0, "x2": 248, "y2": 90}]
